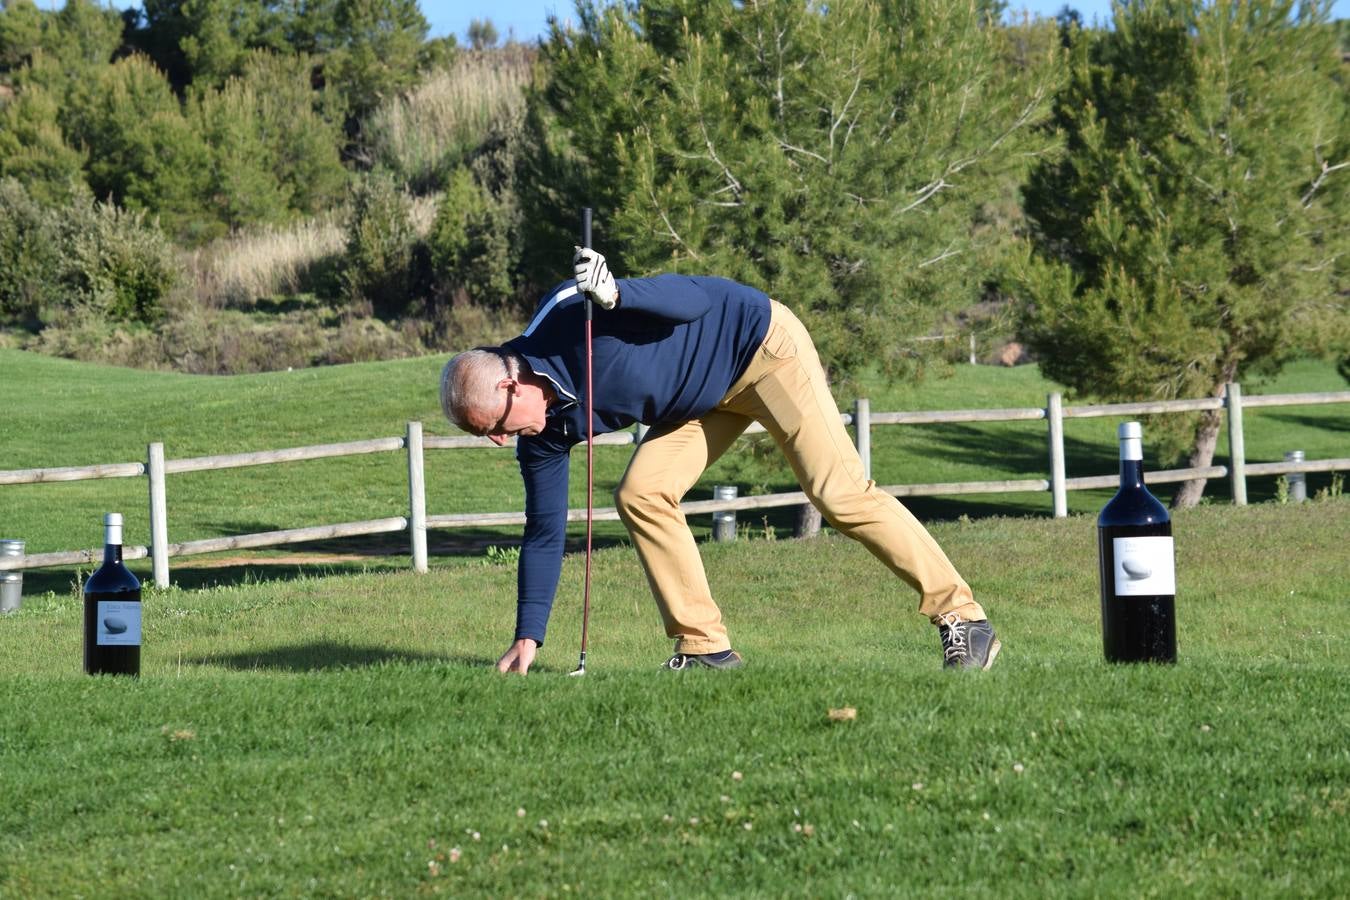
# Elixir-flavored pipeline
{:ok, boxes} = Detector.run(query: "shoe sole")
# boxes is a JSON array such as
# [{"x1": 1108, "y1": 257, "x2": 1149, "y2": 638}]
[
  {"x1": 689, "y1": 655, "x2": 744, "y2": 670},
  {"x1": 981, "y1": 639, "x2": 1002, "y2": 671},
  {"x1": 666, "y1": 653, "x2": 744, "y2": 671}
]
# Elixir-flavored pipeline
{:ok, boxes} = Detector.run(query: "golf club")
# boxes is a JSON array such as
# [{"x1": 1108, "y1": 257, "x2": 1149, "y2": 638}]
[{"x1": 570, "y1": 207, "x2": 595, "y2": 677}]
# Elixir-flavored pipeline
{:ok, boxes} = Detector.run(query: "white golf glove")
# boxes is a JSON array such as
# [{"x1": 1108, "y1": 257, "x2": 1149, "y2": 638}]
[{"x1": 573, "y1": 246, "x2": 619, "y2": 309}]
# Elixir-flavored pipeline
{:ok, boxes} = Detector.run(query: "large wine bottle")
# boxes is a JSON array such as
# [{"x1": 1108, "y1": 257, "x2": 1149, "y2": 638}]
[
  {"x1": 83, "y1": 513, "x2": 141, "y2": 676},
  {"x1": 1097, "y1": 422, "x2": 1176, "y2": 663}
]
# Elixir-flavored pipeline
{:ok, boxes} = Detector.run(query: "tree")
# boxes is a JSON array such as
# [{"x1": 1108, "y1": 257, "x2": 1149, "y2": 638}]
[
  {"x1": 520, "y1": 0, "x2": 1061, "y2": 388},
  {"x1": 193, "y1": 74, "x2": 291, "y2": 230},
  {"x1": 0, "y1": 0, "x2": 44, "y2": 75},
  {"x1": 61, "y1": 53, "x2": 213, "y2": 242},
  {"x1": 326, "y1": 0, "x2": 429, "y2": 127},
  {"x1": 1014, "y1": 0, "x2": 1348, "y2": 508},
  {"x1": 0, "y1": 80, "x2": 85, "y2": 202},
  {"x1": 238, "y1": 50, "x2": 348, "y2": 215},
  {"x1": 47, "y1": 0, "x2": 125, "y2": 57},
  {"x1": 131, "y1": 0, "x2": 298, "y2": 92},
  {"x1": 191, "y1": 50, "x2": 349, "y2": 230},
  {"x1": 428, "y1": 153, "x2": 522, "y2": 307},
  {"x1": 467, "y1": 18, "x2": 498, "y2": 51},
  {"x1": 1, "y1": 0, "x2": 124, "y2": 89}
]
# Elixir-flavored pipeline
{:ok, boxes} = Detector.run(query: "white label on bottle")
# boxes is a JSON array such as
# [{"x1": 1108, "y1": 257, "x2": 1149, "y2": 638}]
[
  {"x1": 1113, "y1": 536, "x2": 1175, "y2": 596},
  {"x1": 96, "y1": 600, "x2": 141, "y2": 646}
]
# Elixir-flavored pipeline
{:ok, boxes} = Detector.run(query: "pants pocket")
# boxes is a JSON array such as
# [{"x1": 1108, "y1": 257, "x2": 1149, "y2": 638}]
[{"x1": 759, "y1": 320, "x2": 798, "y2": 361}]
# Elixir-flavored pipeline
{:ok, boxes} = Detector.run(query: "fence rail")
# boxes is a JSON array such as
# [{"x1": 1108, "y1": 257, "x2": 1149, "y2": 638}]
[
  {"x1": 163, "y1": 437, "x2": 406, "y2": 475},
  {"x1": 2, "y1": 385, "x2": 1345, "y2": 582}
]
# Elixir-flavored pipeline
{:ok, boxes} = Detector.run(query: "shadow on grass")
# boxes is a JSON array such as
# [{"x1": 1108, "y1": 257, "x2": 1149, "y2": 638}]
[
  {"x1": 183, "y1": 640, "x2": 493, "y2": 672},
  {"x1": 1258, "y1": 409, "x2": 1349, "y2": 433},
  {"x1": 13, "y1": 529, "x2": 636, "y2": 596}
]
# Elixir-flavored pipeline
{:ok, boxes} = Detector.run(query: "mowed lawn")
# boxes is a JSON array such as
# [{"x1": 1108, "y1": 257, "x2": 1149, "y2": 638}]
[
  {"x1": 1, "y1": 500, "x2": 1347, "y2": 897},
  {"x1": 1, "y1": 348, "x2": 1345, "y2": 590}
]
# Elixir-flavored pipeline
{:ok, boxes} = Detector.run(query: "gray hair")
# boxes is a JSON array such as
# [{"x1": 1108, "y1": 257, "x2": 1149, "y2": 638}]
[{"x1": 440, "y1": 348, "x2": 518, "y2": 432}]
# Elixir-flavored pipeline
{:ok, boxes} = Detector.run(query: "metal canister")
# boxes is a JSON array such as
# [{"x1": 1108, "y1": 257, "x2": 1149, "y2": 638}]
[{"x1": 0, "y1": 539, "x2": 24, "y2": 614}]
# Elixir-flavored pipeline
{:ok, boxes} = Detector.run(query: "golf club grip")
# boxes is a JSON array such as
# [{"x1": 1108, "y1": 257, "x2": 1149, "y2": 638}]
[{"x1": 582, "y1": 208, "x2": 593, "y2": 322}]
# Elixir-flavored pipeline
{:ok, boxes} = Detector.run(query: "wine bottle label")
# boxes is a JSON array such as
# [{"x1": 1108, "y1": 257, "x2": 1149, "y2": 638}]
[
  {"x1": 95, "y1": 600, "x2": 142, "y2": 646},
  {"x1": 1112, "y1": 536, "x2": 1175, "y2": 596}
]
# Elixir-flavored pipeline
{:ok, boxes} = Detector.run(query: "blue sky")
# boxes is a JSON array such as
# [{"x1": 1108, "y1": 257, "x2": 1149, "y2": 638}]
[
  {"x1": 31, "y1": 1, "x2": 1350, "y2": 44},
  {"x1": 430, "y1": 0, "x2": 1349, "y2": 42}
]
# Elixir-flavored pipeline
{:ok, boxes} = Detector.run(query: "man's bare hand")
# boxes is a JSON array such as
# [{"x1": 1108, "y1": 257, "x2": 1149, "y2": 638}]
[{"x1": 496, "y1": 638, "x2": 538, "y2": 675}]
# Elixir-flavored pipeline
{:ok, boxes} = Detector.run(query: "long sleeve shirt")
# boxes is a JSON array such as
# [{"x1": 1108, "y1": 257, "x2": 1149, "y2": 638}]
[{"x1": 502, "y1": 274, "x2": 772, "y2": 644}]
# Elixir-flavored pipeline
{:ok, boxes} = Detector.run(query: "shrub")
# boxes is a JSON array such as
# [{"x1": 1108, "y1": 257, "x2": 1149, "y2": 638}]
[
  {"x1": 427, "y1": 162, "x2": 518, "y2": 306},
  {"x1": 0, "y1": 177, "x2": 64, "y2": 326},
  {"x1": 28, "y1": 303, "x2": 428, "y2": 374},
  {"x1": 0, "y1": 178, "x2": 178, "y2": 327},
  {"x1": 59, "y1": 192, "x2": 182, "y2": 323},
  {"x1": 24, "y1": 306, "x2": 164, "y2": 369},
  {"x1": 340, "y1": 174, "x2": 425, "y2": 316}
]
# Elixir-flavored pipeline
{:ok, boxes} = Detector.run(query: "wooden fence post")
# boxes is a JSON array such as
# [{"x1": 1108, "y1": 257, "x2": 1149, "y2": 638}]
[
  {"x1": 147, "y1": 442, "x2": 169, "y2": 588},
  {"x1": 1047, "y1": 393, "x2": 1067, "y2": 518},
  {"x1": 854, "y1": 398, "x2": 871, "y2": 481},
  {"x1": 1226, "y1": 383, "x2": 1247, "y2": 506},
  {"x1": 406, "y1": 422, "x2": 428, "y2": 573}
]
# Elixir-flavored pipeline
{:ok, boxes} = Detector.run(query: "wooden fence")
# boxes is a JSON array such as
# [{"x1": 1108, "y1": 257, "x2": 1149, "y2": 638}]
[{"x1": 2, "y1": 384, "x2": 1346, "y2": 587}]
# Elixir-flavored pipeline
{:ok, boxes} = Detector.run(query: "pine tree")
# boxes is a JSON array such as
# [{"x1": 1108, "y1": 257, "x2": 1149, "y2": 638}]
[
  {"x1": 326, "y1": 0, "x2": 429, "y2": 127},
  {"x1": 194, "y1": 75, "x2": 291, "y2": 231},
  {"x1": 61, "y1": 54, "x2": 212, "y2": 243},
  {"x1": 0, "y1": 81, "x2": 85, "y2": 203},
  {"x1": 520, "y1": 0, "x2": 1062, "y2": 386},
  {"x1": 1015, "y1": 0, "x2": 1348, "y2": 507}
]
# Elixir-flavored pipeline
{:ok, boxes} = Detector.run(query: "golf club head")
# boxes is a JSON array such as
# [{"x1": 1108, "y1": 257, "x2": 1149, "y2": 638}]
[{"x1": 568, "y1": 665, "x2": 586, "y2": 677}]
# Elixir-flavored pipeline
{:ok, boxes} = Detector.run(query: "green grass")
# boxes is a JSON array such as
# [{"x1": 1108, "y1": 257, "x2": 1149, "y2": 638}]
[
  {"x1": 2, "y1": 349, "x2": 1345, "y2": 587},
  {"x1": 1, "y1": 501, "x2": 1347, "y2": 897}
]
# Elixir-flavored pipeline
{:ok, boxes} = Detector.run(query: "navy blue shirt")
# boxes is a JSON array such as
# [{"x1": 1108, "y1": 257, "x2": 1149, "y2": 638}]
[{"x1": 503, "y1": 274, "x2": 771, "y2": 645}]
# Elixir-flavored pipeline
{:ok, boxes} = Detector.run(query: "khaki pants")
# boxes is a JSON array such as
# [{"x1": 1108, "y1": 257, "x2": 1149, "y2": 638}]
[{"x1": 614, "y1": 300, "x2": 986, "y2": 654}]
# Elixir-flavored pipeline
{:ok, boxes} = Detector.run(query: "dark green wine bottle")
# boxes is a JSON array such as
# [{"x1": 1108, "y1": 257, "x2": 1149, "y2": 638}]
[
  {"x1": 83, "y1": 513, "x2": 141, "y2": 677},
  {"x1": 1097, "y1": 423, "x2": 1177, "y2": 663}
]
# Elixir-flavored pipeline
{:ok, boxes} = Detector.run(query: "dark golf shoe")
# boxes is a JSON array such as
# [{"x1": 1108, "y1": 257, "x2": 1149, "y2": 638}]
[
  {"x1": 936, "y1": 614, "x2": 1001, "y2": 670},
  {"x1": 664, "y1": 649, "x2": 744, "y2": 670}
]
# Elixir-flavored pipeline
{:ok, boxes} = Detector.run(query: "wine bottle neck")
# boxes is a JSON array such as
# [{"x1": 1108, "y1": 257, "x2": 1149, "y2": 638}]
[
  {"x1": 103, "y1": 519, "x2": 123, "y2": 565},
  {"x1": 1119, "y1": 458, "x2": 1145, "y2": 489}
]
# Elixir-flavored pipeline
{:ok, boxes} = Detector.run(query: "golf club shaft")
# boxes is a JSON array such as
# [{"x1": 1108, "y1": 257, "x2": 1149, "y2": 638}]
[{"x1": 580, "y1": 207, "x2": 594, "y2": 671}]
